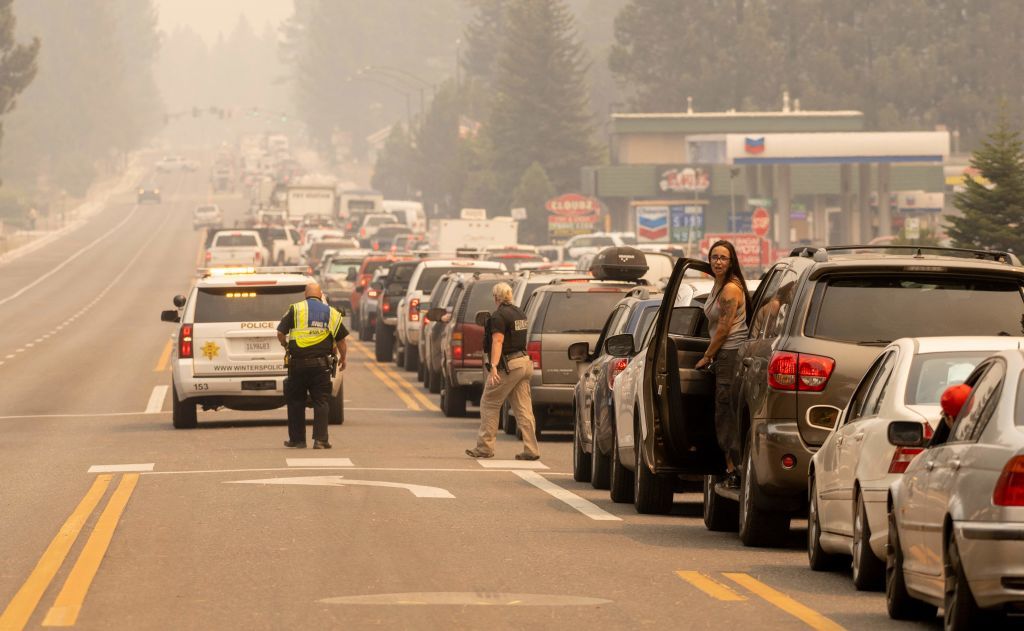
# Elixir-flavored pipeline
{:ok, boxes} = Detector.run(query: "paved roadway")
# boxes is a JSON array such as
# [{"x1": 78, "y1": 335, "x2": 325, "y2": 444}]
[{"x1": 0, "y1": 165, "x2": 944, "y2": 630}]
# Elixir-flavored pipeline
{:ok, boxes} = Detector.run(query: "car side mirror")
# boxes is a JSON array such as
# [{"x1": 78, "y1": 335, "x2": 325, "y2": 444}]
[
  {"x1": 354, "y1": 285, "x2": 365, "y2": 294},
  {"x1": 474, "y1": 311, "x2": 490, "y2": 327},
  {"x1": 604, "y1": 333, "x2": 635, "y2": 357},
  {"x1": 806, "y1": 405, "x2": 841, "y2": 431},
  {"x1": 160, "y1": 309, "x2": 181, "y2": 323},
  {"x1": 887, "y1": 421, "x2": 926, "y2": 448},
  {"x1": 567, "y1": 341, "x2": 590, "y2": 362},
  {"x1": 172, "y1": 294, "x2": 187, "y2": 308},
  {"x1": 426, "y1": 307, "x2": 447, "y2": 321},
  {"x1": 346, "y1": 268, "x2": 358, "y2": 282}
]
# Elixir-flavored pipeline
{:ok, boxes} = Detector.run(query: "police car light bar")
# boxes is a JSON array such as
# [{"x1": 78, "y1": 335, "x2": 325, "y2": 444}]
[{"x1": 198, "y1": 265, "x2": 313, "y2": 277}]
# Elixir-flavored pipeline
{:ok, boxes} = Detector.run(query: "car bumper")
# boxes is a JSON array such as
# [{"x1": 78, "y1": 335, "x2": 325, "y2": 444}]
[
  {"x1": 405, "y1": 326, "x2": 420, "y2": 345},
  {"x1": 955, "y1": 521, "x2": 1024, "y2": 609},
  {"x1": 861, "y1": 486, "x2": 891, "y2": 560},
  {"x1": 174, "y1": 367, "x2": 342, "y2": 403},
  {"x1": 453, "y1": 368, "x2": 483, "y2": 387},
  {"x1": 753, "y1": 420, "x2": 812, "y2": 510},
  {"x1": 531, "y1": 383, "x2": 575, "y2": 407}
]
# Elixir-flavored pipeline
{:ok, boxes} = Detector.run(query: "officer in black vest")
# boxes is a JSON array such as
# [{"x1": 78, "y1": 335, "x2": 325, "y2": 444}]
[{"x1": 466, "y1": 282, "x2": 540, "y2": 460}]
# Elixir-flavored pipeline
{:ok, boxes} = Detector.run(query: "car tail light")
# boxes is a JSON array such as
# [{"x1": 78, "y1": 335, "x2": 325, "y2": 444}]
[
  {"x1": 368, "y1": 288, "x2": 379, "y2": 298},
  {"x1": 409, "y1": 298, "x2": 420, "y2": 322},
  {"x1": 178, "y1": 324, "x2": 193, "y2": 359},
  {"x1": 360, "y1": 228, "x2": 366, "y2": 238},
  {"x1": 527, "y1": 341, "x2": 541, "y2": 370},
  {"x1": 254, "y1": 251, "x2": 262, "y2": 264},
  {"x1": 359, "y1": 277, "x2": 368, "y2": 287},
  {"x1": 372, "y1": 242, "x2": 380, "y2": 251},
  {"x1": 452, "y1": 330, "x2": 463, "y2": 361},
  {"x1": 767, "y1": 351, "x2": 835, "y2": 392},
  {"x1": 382, "y1": 301, "x2": 391, "y2": 314},
  {"x1": 993, "y1": 456, "x2": 1024, "y2": 506},
  {"x1": 888, "y1": 446, "x2": 924, "y2": 474},
  {"x1": 204, "y1": 251, "x2": 212, "y2": 263},
  {"x1": 608, "y1": 358, "x2": 629, "y2": 388}
]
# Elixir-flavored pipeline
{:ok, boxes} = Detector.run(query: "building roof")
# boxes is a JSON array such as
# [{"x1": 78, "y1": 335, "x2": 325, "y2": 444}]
[{"x1": 612, "y1": 110, "x2": 865, "y2": 135}]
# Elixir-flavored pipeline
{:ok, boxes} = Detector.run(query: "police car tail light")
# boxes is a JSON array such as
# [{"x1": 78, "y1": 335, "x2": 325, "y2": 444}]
[
  {"x1": 527, "y1": 341, "x2": 541, "y2": 370},
  {"x1": 608, "y1": 358, "x2": 629, "y2": 388},
  {"x1": 409, "y1": 298, "x2": 420, "y2": 321},
  {"x1": 993, "y1": 456, "x2": 1024, "y2": 506},
  {"x1": 178, "y1": 324, "x2": 193, "y2": 359}
]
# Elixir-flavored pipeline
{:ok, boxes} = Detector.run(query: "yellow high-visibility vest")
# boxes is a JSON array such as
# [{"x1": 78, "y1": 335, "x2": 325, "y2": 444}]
[{"x1": 289, "y1": 299, "x2": 343, "y2": 348}]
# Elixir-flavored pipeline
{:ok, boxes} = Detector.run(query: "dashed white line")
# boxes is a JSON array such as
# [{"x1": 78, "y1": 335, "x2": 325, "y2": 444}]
[
  {"x1": 87, "y1": 463, "x2": 155, "y2": 473},
  {"x1": 145, "y1": 385, "x2": 168, "y2": 414},
  {"x1": 14, "y1": 348, "x2": 24, "y2": 353},
  {"x1": 513, "y1": 470, "x2": 621, "y2": 521}
]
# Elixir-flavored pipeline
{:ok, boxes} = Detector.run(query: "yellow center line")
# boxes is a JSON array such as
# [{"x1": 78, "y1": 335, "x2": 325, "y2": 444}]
[
  {"x1": 351, "y1": 341, "x2": 438, "y2": 411},
  {"x1": 0, "y1": 475, "x2": 113, "y2": 631},
  {"x1": 675, "y1": 571, "x2": 746, "y2": 601},
  {"x1": 350, "y1": 343, "x2": 421, "y2": 411},
  {"x1": 42, "y1": 474, "x2": 141, "y2": 628},
  {"x1": 723, "y1": 573, "x2": 846, "y2": 631},
  {"x1": 153, "y1": 339, "x2": 172, "y2": 372}
]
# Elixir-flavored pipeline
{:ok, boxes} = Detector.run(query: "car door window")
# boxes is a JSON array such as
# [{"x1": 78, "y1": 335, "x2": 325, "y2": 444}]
[
  {"x1": 747, "y1": 265, "x2": 786, "y2": 338},
  {"x1": 861, "y1": 351, "x2": 897, "y2": 417},
  {"x1": 950, "y1": 360, "x2": 1006, "y2": 442},
  {"x1": 846, "y1": 354, "x2": 889, "y2": 423},
  {"x1": 759, "y1": 269, "x2": 798, "y2": 340}
]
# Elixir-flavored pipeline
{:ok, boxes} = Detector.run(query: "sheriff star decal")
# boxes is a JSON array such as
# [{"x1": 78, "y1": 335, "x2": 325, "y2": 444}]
[{"x1": 201, "y1": 341, "x2": 220, "y2": 360}]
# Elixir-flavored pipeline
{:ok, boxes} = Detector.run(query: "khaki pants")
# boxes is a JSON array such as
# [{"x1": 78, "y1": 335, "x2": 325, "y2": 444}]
[{"x1": 475, "y1": 355, "x2": 539, "y2": 457}]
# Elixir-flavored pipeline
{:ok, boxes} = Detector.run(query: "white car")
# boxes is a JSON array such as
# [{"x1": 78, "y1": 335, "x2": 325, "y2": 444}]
[
  {"x1": 261, "y1": 225, "x2": 303, "y2": 265},
  {"x1": 204, "y1": 230, "x2": 267, "y2": 267},
  {"x1": 357, "y1": 213, "x2": 401, "y2": 243},
  {"x1": 562, "y1": 232, "x2": 636, "y2": 261},
  {"x1": 192, "y1": 204, "x2": 223, "y2": 230},
  {"x1": 887, "y1": 349, "x2": 1024, "y2": 628},
  {"x1": 159, "y1": 267, "x2": 344, "y2": 429},
  {"x1": 575, "y1": 250, "x2": 676, "y2": 288},
  {"x1": 808, "y1": 336, "x2": 1023, "y2": 590},
  {"x1": 382, "y1": 200, "x2": 427, "y2": 233},
  {"x1": 156, "y1": 155, "x2": 185, "y2": 172},
  {"x1": 393, "y1": 259, "x2": 504, "y2": 372}
]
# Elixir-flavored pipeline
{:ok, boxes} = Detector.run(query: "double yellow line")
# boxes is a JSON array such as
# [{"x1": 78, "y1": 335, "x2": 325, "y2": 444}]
[
  {"x1": 0, "y1": 474, "x2": 139, "y2": 630},
  {"x1": 676, "y1": 570, "x2": 845, "y2": 631},
  {"x1": 350, "y1": 340, "x2": 438, "y2": 412}
]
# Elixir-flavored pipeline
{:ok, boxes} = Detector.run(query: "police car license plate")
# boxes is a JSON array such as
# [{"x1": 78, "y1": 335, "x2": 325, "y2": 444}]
[
  {"x1": 241, "y1": 380, "x2": 276, "y2": 391},
  {"x1": 245, "y1": 339, "x2": 273, "y2": 353}
]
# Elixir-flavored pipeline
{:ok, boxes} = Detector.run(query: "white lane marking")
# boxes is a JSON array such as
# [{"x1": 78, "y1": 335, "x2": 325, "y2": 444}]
[
  {"x1": 143, "y1": 466, "x2": 570, "y2": 476},
  {"x1": 0, "y1": 411, "x2": 163, "y2": 420},
  {"x1": 345, "y1": 407, "x2": 414, "y2": 412},
  {"x1": 319, "y1": 592, "x2": 612, "y2": 606},
  {"x1": 477, "y1": 459, "x2": 548, "y2": 470},
  {"x1": 87, "y1": 463, "x2": 155, "y2": 473},
  {"x1": 4, "y1": 354, "x2": 12, "y2": 359},
  {"x1": 15, "y1": 348, "x2": 24, "y2": 353},
  {"x1": 24, "y1": 343, "x2": 33, "y2": 348},
  {"x1": 513, "y1": 471, "x2": 621, "y2": 521},
  {"x1": 0, "y1": 203, "x2": 140, "y2": 308},
  {"x1": 286, "y1": 458, "x2": 353, "y2": 467},
  {"x1": 227, "y1": 475, "x2": 455, "y2": 499},
  {"x1": 145, "y1": 386, "x2": 168, "y2": 414}
]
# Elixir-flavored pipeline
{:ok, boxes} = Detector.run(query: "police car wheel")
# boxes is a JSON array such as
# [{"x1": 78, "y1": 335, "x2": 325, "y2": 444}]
[
  {"x1": 171, "y1": 384, "x2": 198, "y2": 429},
  {"x1": 328, "y1": 382, "x2": 344, "y2": 426}
]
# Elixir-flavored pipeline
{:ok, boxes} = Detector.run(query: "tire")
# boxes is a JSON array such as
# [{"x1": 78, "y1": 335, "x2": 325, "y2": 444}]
[
  {"x1": 502, "y1": 403, "x2": 516, "y2": 435},
  {"x1": 808, "y1": 476, "x2": 839, "y2": 569},
  {"x1": 703, "y1": 475, "x2": 739, "y2": 532},
  {"x1": 572, "y1": 405, "x2": 592, "y2": 483},
  {"x1": 945, "y1": 533, "x2": 991, "y2": 630},
  {"x1": 532, "y1": 405, "x2": 545, "y2": 441},
  {"x1": 633, "y1": 432, "x2": 673, "y2": 515},
  {"x1": 171, "y1": 385, "x2": 197, "y2": 429},
  {"x1": 275, "y1": 252, "x2": 285, "y2": 265},
  {"x1": 428, "y1": 368, "x2": 442, "y2": 394},
  {"x1": 886, "y1": 512, "x2": 937, "y2": 620},
  {"x1": 359, "y1": 318, "x2": 372, "y2": 342},
  {"x1": 404, "y1": 342, "x2": 419, "y2": 372},
  {"x1": 374, "y1": 320, "x2": 393, "y2": 362},
  {"x1": 417, "y1": 354, "x2": 426, "y2": 383},
  {"x1": 609, "y1": 425, "x2": 634, "y2": 503},
  {"x1": 328, "y1": 381, "x2": 344, "y2": 426},
  {"x1": 440, "y1": 376, "x2": 466, "y2": 417},
  {"x1": 738, "y1": 434, "x2": 790, "y2": 547},
  {"x1": 590, "y1": 411, "x2": 611, "y2": 490},
  {"x1": 852, "y1": 490, "x2": 884, "y2": 590},
  {"x1": 394, "y1": 338, "x2": 405, "y2": 366}
]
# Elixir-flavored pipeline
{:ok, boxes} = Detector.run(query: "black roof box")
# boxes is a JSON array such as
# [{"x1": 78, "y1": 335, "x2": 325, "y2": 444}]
[{"x1": 590, "y1": 246, "x2": 648, "y2": 281}]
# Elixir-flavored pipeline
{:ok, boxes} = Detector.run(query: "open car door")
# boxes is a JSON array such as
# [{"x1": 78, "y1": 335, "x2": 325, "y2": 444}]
[{"x1": 640, "y1": 258, "x2": 725, "y2": 475}]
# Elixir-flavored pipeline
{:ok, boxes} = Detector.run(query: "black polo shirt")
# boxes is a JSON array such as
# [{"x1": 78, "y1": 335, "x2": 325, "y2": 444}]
[{"x1": 490, "y1": 302, "x2": 528, "y2": 354}]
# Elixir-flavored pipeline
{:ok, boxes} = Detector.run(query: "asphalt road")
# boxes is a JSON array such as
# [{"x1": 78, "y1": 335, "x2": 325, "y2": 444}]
[{"x1": 0, "y1": 163, "x2": 944, "y2": 630}]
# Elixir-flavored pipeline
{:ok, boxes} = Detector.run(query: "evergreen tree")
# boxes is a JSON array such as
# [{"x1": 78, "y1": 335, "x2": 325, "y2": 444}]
[
  {"x1": 413, "y1": 80, "x2": 466, "y2": 217},
  {"x1": 370, "y1": 124, "x2": 417, "y2": 199},
  {"x1": 947, "y1": 117, "x2": 1024, "y2": 253},
  {"x1": 487, "y1": 0, "x2": 596, "y2": 205},
  {"x1": 0, "y1": 0, "x2": 37, "y2": 168},
  {"x1": 510, "y1": 161, "x2": 555, "y2": 243},
  {"x1": 461, "y1": 0, "x2": 504, "y2": 87}
]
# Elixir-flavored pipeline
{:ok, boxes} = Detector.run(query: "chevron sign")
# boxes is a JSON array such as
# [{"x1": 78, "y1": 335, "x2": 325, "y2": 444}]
[{"x1": 636, "y1": 206, "x2": 669, "y2": 242}]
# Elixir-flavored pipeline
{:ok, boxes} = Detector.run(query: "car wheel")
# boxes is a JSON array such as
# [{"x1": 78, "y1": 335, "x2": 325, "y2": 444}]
[
  {"x1": 590, "y1": 411, "x2": 611, "y2": 490},
  {"x1": 633, "y1": 431, "x2": 673, "y2": 515},
  {"x1": 328, "y1": 381, "x2": 344, "y2": 426},
  {"x1": 945, "y1": 532, "x2": 991, "y2": 630},
  {"x1": 703, "y1": 475, "x2": 739, "y2": 532},
  {"x1": 440, "y1": 376, "x2": 466, "y2": 417},
  {"x1": 609, "y1": 424, "x2": 634, "y2": 503},
  {"x1": 275, "y1": 252, "x2": 285, "y2": 265},
  {"x1": 532, "y1": 405, "x2": 545, "y2": 440},
  {"x1": 171, "y1": 384, "x2": 197, "y2": 429},
  {"x1": 738, "y1": 434, "x2": 790, "y2": 547},
  {"x1": 807, "y1": 476, "x2": 839, "y2": 569},
  {"x1": 374, "y1": 320, "x2": 393, "y2": 362},
  {"x1": 416, "y1": 354, "x2": 426, "y2": 383},
  {"x1": 886, "y1": 511, "x2": 936, "y2": 620},
  {"x1": 404, "y1": 343, "x2": 419, "y2": 372},
  {"x1": 394, "y1": 338, "x2": 405, "y2": 366},
  {"x1": 428, "y1": 368, "x2": 442, "y2": 394},
  {"x1": 852, "y1": 490, "x2": 884, "y2": 590},
  {"x1": 502, "y1": 403, "x2": 517, "y2": 435},
  {"x1": 359, "y1": 318, "x2": 372, "y2": 342},
  {"x1": 572, "y1": 404, "x2": 592, "y2": 483}
]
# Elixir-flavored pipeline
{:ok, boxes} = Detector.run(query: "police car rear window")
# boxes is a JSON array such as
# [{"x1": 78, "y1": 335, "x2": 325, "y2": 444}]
[
  {"x1": 541, "y1": 291, "x2": 627, "y2": 333},
  {"x1": 195, "y1": 286, "x2": 305, "y2": 323},
  {"x1": 213, "y1": 234, "x2": 258, "y2": 247}
]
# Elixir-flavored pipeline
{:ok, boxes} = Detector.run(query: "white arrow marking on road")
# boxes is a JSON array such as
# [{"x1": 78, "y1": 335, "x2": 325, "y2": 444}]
[
  {"x1": 226, "y1": 476, "x2": 455, "y2": 499},
  {"x1": 145, "y1": 386, "x2": 168, "y2": 414}
]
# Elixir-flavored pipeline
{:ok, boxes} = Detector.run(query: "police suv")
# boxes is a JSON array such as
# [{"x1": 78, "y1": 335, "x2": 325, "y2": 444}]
[{"x1": 160, "y1": 267, "x2": 344, "y2": 429}]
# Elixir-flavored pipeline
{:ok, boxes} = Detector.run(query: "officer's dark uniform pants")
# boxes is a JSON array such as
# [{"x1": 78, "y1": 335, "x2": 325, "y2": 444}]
[{"x1": 285, "y1": 360, "x2": 331, "y2": 443}]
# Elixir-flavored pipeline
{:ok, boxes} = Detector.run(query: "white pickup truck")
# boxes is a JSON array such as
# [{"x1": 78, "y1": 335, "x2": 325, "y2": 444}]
[
  {"x1": 204, "y1": 230, "x2": 267, "y2": 267},
  {"x1": 258, "y1": 225, "x2": 302, "y2": 265}
]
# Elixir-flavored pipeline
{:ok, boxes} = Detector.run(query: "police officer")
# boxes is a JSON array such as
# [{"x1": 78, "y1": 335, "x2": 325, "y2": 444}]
[
  {"x1": 465, "y1": 282, "x2": 540, "y2": 461},
  {"x1": 276, "y1": 282, "x2": 348, "y2": 449}
]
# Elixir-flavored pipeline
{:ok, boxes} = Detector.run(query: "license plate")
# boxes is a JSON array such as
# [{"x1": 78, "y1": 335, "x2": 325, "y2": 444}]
[
  {"x1": 245, "y1": 341, "x2": 272, "y2": 352},
  {"x1": 241, "y1": 380, "x2": 277, "y2": 391}
]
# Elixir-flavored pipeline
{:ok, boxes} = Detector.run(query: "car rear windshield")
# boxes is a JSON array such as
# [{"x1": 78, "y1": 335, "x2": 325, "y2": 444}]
[
  {"x1": 375, "y1": 227, "x2": 411, "y2": 239},
  {"x1": 362, "y1": 259, "x2": 389, "y2": 275},
  {"x1": 195, "y1": 206, "x2": 217, "y2": 214},
  {"x1": 328, "y1": 259, "x2": 362, "y2": 274},
  {"x1": 194, "y1": 286, "x2": 305, "y2": 323},
  {"x1": 417, "y1": 266, "x2": 486, "y2": 293},
  {"x1": 463, "y1": 280, "x2": 501, "y2": 320},
  {"x1": 811, "y1": 275, "x2": 1024, "y2": 344},
  {"x1": 213, "y1": 234, "x2": 258, "y2": 247},
  {"x1": 541, "y1": 290, "x2": 627, "y2": 333},
  {"x1": 905, "y1": 351, "x2": 992, "y2": 406},
  {"x1": 389, "y1": 263, "x2": 421, "y2": 286}
]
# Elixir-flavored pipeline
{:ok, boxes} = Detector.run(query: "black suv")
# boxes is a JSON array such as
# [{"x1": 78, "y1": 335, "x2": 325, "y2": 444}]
[
  {"x1": 373, "y1": 260, "x2": 423, "y2": 362},
  {"x1": 640, "y1": 246, "x2": 1024, "y2": 547}
]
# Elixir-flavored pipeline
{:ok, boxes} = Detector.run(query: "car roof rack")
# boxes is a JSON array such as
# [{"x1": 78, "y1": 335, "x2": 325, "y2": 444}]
[{"x1": 789, "y1": 245, "x2": 1020, "y2": 265}]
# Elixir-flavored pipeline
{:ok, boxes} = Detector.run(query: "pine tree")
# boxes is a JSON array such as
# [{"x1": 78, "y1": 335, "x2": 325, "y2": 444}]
[
  {"x1": 461, "y1": 0, "x2": 504, "y2": 87},
  {"x1": 510, "y1": 161, "x2": 556, "y2": 243},
  {"x1": 0, "y1": 0, "x2": 37, "y2": 163},
  {"x1": 370, "y1": 124, "x2": 416, "y2": 199},
  {"x1": 947, "y1": 117, "x2": 1024, "y2": 254},
  {"x1": 487, "y1": 0, "x2": 596, "y2": 206}
]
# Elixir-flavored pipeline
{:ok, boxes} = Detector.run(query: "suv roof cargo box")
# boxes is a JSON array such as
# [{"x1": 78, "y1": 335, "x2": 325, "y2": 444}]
[{"x1": 590, "y1": 246, "x2": 648, "y2": 282}]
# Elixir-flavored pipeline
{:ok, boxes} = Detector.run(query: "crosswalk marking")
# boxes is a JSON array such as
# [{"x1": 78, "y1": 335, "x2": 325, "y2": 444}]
[{"x1": 286, "y1": 458, "x2": 353, "y2": 467}]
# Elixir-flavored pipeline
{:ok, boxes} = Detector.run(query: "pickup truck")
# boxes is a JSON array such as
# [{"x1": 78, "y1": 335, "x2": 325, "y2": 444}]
[
  {"x1": 204, "y1": 230, "x2": 267, "y2": 267},
  {"x1": 256, "y1": 225, "x2": 302, "y2": 265}
]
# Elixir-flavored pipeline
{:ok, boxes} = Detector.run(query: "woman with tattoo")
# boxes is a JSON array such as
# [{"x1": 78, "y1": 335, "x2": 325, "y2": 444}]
[{"x1": 696, "y1": 240, "x2": 749, "y2": 489}]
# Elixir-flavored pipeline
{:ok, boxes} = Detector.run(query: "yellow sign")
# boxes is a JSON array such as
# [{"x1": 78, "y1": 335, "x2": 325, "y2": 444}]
[{"x1": 201, "y1": 341, "x2": 220, "y2": 360}]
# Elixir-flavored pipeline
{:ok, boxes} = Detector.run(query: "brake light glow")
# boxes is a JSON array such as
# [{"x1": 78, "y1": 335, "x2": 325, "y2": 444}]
[
  {"x1": 178, "y1": 324, "x2": 193, "y2": 359},
  {"x1": 205, "y1": 251, "x2": 212, "y2": 262},
  {"x1": 452, "y1": 330, "x2": 463, "y2": 361},
  {"x1": 409, "y1": 298, "x2": 420, "y2": 322},
  {"x1": 993, "y1": 456, "x2": 1024, "y2": 506},
  {"x1": 608, "y1": 358, "x2": 629, "y2": 388},
  {"x1": 527, "y1": 341, "x2": 542, "y2": 370},
  {"x1": 768, "y1": 351, "x2": 835, "y2": 392},
  {"x1": 383, "y1": 301, "x2": 391, "y2": 314},
  {"x1": 254, "y1": 251, "x2": 262, "y2": 264}
]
